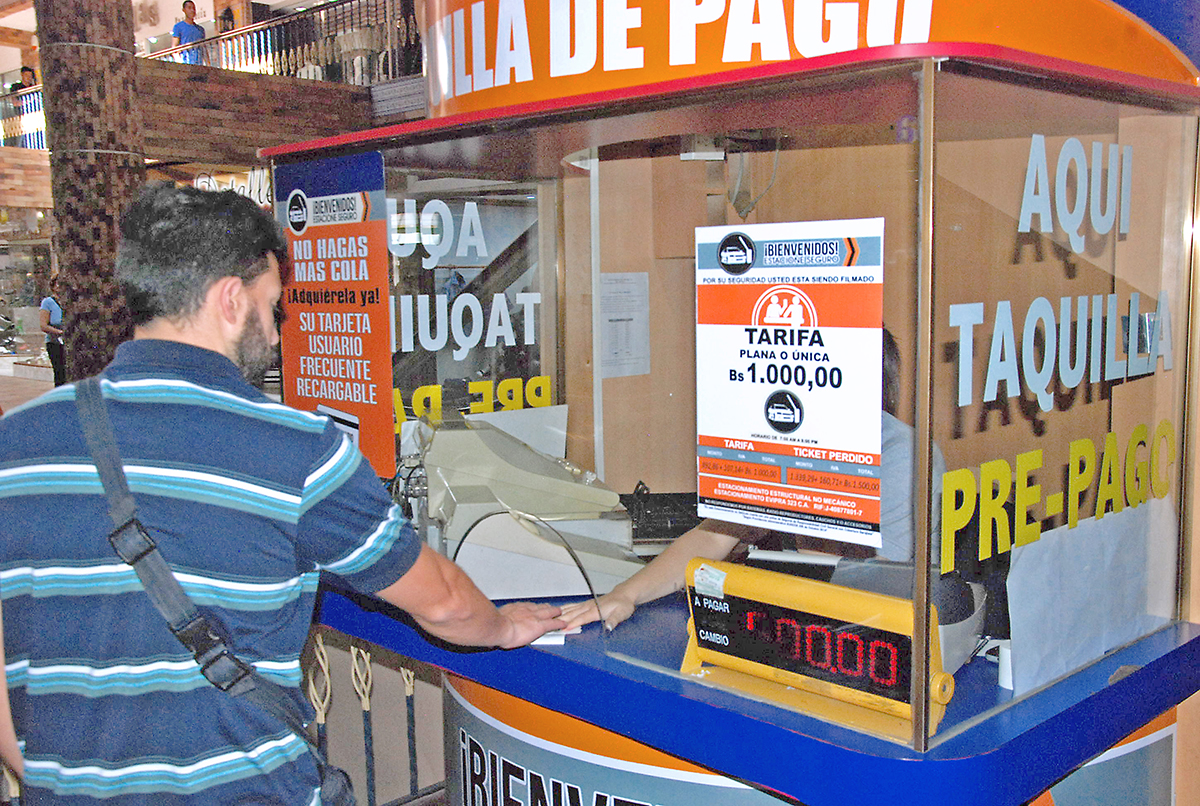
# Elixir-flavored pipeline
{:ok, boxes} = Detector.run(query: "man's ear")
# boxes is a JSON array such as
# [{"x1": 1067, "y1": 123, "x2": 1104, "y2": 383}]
[{"x1": 207, "y1": 275, "x2": 248, "y2": 330}]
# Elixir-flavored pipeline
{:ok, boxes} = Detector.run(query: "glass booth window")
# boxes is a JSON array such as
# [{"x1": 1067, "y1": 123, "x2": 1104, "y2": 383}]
[
  {"x1": 555, "y1": 68, "x2": 954, "y2": 745},
  {"x1": 384, "y1": 174, "x2": 558, "y2": 421},
  {"x1": 931, "y1": 69, "x2": 1196, "y2": 738},
  {"x1": 364, "y1": 61, "x2": 1195, "y2": 750}
]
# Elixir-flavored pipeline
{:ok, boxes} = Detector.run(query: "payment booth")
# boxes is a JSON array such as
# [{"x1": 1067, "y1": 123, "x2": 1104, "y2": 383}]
[{"x1": 265, "y1": 1, "x2": 1200, "y2": 803}]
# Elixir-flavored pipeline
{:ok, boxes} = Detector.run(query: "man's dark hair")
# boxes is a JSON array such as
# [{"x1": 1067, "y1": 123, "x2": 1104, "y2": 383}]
[
  {"x1": 19, "y1": 66, "x2": 34, "y2": 81},
  {"x1": 116, "y1": 182, "x2": 287, "y2": 326}
]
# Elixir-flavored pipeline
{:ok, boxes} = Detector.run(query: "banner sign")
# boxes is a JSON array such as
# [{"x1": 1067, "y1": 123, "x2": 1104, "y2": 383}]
[
  {"x1": 274, "y1": 152, "x2": 396, "y2": 477},
  {"x1": 421, "y1": 0, "x2": 1198, "y2": 119},
  {"x1": 696, "y1": 218, "x2": 884, "y2": 548}
]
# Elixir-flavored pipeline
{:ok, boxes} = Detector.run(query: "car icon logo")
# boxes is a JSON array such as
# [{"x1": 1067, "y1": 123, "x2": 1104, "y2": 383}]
[
  {"x1": 767, "y1": 403, "x2": 798, "y2": 423},
  {"x1": 286, "y1": 189, "x2": 309, "y2": 234},
  {"x1": 720, "y1": 245, "x2": 751, "y2": 265},
  {"x1": 764, "y1": 391, "x2": 803, "y2": 433},
  {"x1": 717, "y1": 233, "x2": 755, "y2": 274}
]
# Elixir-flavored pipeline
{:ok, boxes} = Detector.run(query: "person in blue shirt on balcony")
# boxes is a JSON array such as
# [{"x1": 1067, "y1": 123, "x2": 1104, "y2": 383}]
[
  {"x1": 172, "y1": 1, "x2": 206, "y2": 65},
  {"x1": 6, "y1": 67, "x2": 39, "y2": 148},
  {"x1": 7, "y1": 66, "x2": 35, "y2": 94}
]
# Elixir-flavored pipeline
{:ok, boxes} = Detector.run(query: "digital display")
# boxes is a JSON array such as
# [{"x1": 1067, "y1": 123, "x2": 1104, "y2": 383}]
[{"x1": 687, "y1": 588, "x2": 913, "y2": 704}]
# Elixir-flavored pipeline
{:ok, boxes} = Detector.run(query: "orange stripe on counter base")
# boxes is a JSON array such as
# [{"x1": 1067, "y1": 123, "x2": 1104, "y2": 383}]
[{"x1": 447, "y1": 675, "x2": 713, "y2": 774}]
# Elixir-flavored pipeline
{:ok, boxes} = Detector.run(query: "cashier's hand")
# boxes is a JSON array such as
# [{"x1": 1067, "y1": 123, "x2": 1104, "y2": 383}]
[
  {"x1": 559, "y1": 591, "x2": 637, "y2": 632},
  {"x1": 496, "y1": 601, "x2": 567, "y2": 648}
]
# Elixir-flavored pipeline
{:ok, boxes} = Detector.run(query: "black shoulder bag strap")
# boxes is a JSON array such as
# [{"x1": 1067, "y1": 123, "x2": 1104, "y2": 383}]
[{"x1": 74, "y1": 376, "x2": 354, "y2": 805}]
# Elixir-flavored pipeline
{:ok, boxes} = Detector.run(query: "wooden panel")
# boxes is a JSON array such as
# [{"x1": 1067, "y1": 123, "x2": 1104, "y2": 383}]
[
  {"x1": 563, "y1": 168, "x2": 595, "y2": 470},
  {"x1": 599, "y1": 156, "x2": 702, "y2": 494},
  {"x1": 0, "y1": 25, "x2": 34, "y2": 48},
  {"x1": 652, "y1": 156, "x2": 709, "y2": 259},
  {"x1": 0, "y1": 145, "x2": 51, "y2": 208},
  {"x1": 1109, "y1": 115, "x2": 1192, "y2": 509},
  {"x1": 137, "y1": 60, "x2": 372, "y2": 165},
  {"x1": 0, "y1": 63, "x2": 372, "y2": 204},
  {"x1": 0, "y1": 1, "x2": 33, "y2": 16}
]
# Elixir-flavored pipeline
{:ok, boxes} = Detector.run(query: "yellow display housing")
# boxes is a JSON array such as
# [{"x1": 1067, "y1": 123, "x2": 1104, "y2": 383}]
[{"x1": 681, "y1": 559, "x2": 954, "y2": 742}]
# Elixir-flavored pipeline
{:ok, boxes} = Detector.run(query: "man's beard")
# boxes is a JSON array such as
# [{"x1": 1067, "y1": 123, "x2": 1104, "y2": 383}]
[{"x1": 235, "y1": 313, "x2": 275, "y2": 388}]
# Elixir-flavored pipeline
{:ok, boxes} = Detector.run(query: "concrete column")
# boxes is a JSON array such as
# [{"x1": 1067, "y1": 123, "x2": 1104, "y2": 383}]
[{"x1": 34, "y1": 0, "x2": 145, "y2": 380}]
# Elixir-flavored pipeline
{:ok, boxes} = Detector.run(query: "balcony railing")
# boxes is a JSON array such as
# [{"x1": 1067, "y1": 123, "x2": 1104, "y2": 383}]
[
  {"x1": 1, "y1": 87, "x2": 45, "y2": 150},
  {"x1": 149, "y1": 0, "x2": 423, "y2": 87},
  {"x1": 0, "y1": 0, "x2": 425, "y2": 152}
]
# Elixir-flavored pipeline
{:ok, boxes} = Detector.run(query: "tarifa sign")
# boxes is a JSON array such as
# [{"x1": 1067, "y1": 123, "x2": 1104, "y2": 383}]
[{"x1": 421, "y1": 0, "x2": 1200, "y2": 118}]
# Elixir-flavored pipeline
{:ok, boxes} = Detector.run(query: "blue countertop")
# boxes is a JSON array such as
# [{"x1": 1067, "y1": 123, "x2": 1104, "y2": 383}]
[{"x1": 318, "y1": 586, "x2": 1200, "y2": 805}]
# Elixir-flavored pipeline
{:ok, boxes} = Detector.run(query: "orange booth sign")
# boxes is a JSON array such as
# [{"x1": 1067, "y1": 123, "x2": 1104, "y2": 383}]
[{"x1": 423, "y1": 0, "x2": 1200, "y2": 119}]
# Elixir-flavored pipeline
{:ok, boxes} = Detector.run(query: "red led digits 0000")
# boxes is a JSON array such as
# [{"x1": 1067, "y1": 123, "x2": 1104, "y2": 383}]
[
  {"x1": 691, "y1": 593, "x2": 914, "y2": 704},
  {"x1": 681, "y1": 559, "x2": 955, "y2": 736},
  {"x1": 739, "y1": 606, "x2": 902, "y2": 690}
]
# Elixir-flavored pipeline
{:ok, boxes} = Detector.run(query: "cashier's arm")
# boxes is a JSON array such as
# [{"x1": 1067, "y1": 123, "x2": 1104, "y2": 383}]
[
  {"x1": 0, "y1": 600, "x2": 23, "y2": 778},
  {"x1": 560, "y1": 524, "x2": 740, "y2": 631},
  {"x1": 375, "y1": 546, "x2": 564, "y2": 649}
]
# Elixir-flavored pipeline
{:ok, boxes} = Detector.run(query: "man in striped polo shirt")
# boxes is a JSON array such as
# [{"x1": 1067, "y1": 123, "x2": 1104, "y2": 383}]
[{"x1": 0, "y1": 183, "x2": 563, "y2": 803}]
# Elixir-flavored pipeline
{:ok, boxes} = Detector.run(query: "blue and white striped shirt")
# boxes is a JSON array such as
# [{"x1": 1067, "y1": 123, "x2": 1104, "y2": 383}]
[{"x1": 0, "y1": 339, "x2": 421, "y2": 804}]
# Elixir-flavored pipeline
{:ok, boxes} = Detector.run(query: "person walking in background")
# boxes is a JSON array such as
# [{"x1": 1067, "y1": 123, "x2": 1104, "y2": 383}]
[
  {"x1": 172, "y1": 1, "x2": 206, "y2": 65},
  {"x1": 38, "y1": 275, "x2": 65, "y2": 386}
]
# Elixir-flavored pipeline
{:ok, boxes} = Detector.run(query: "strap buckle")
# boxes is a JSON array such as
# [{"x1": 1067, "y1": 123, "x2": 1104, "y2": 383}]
[
  {"x1": 175, "y1": 616, "x2": 254, "y2": 693},
  {"x1": 108, "y1": 518, "x2": 156, "y2": 565},
  {"x1": 199, "y1": 648, "x2": 255, "y2": 693}
]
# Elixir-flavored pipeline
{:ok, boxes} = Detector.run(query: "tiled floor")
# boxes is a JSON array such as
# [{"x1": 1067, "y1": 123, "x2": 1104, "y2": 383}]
[{"x1": 0, "y1": 364, "x2": 53, "y2": 414}]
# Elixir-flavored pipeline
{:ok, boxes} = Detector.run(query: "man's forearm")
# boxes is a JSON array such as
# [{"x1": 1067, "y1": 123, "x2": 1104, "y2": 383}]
[{"x1": 375, "y1": 546, "x2": 562, "y2": 649}]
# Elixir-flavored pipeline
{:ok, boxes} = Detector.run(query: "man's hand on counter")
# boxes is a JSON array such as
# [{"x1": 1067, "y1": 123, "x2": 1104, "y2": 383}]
[
  {"x1": 495, "y1": 601, "x2": 570, "y2": 648},
  {"x1": 560, "y1": 591, "x2": 637, "y2": 632}
]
